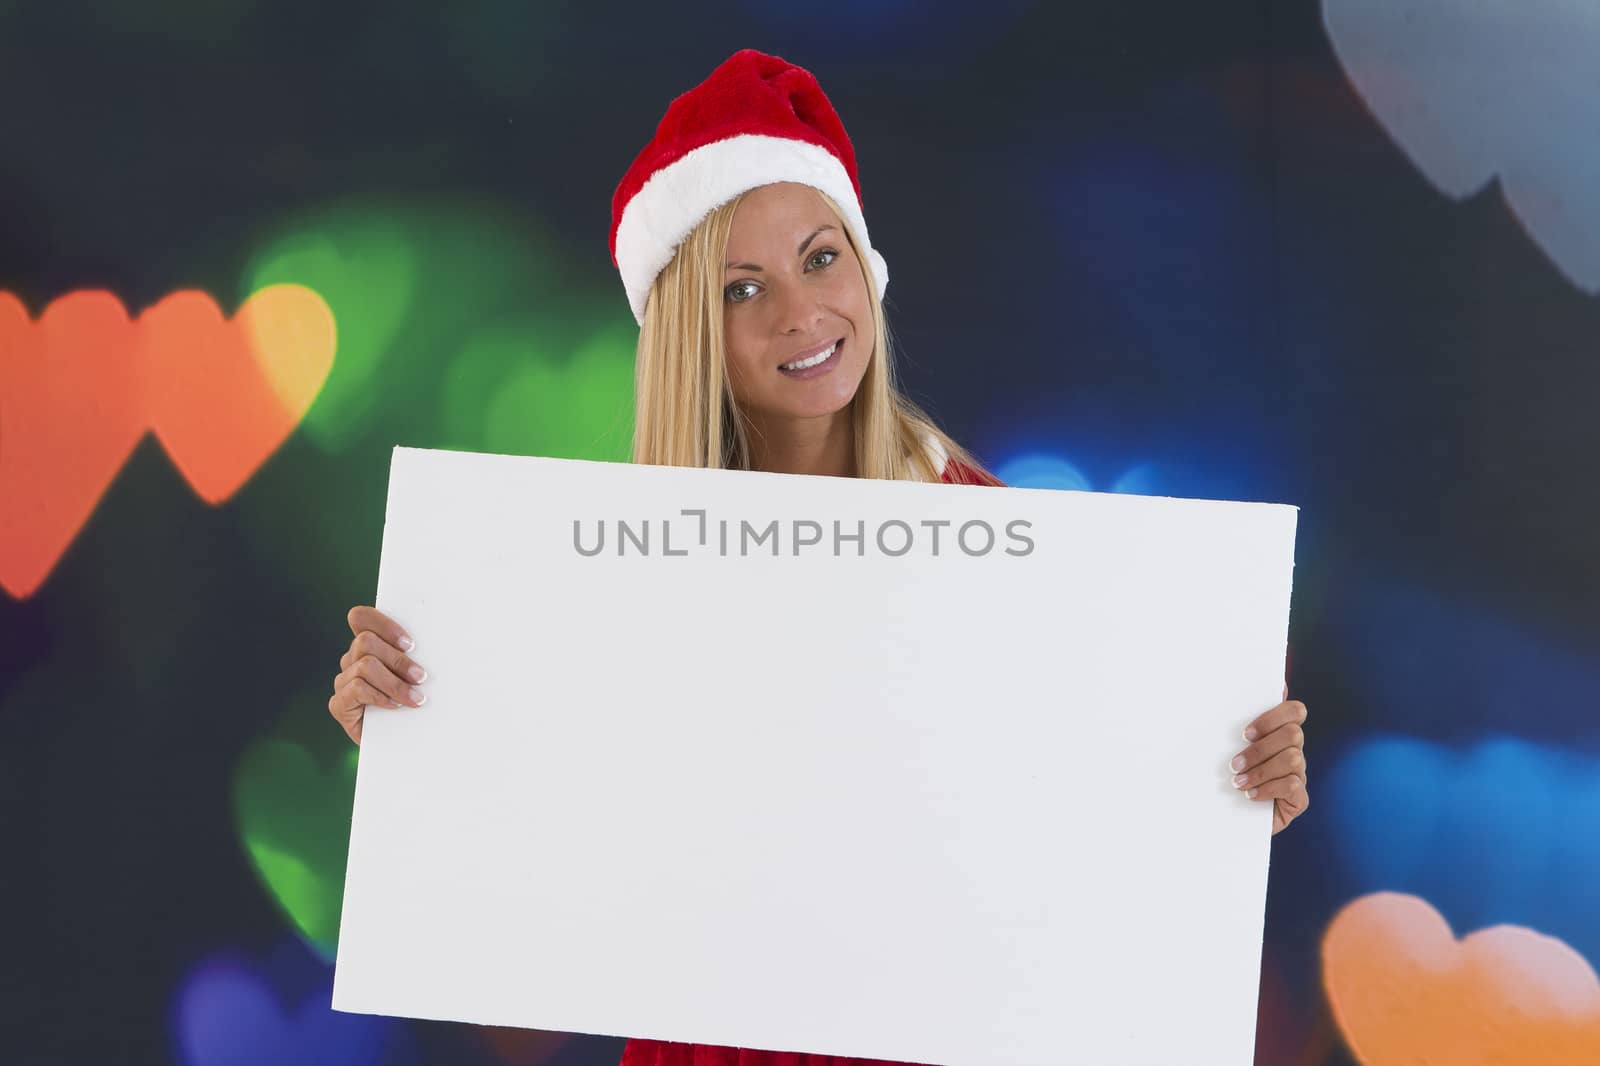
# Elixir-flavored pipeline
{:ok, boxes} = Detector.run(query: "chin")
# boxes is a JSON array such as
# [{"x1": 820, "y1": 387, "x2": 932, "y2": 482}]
[{"x1": 779, "y1": 389, "x2": 858, "y2": 420}]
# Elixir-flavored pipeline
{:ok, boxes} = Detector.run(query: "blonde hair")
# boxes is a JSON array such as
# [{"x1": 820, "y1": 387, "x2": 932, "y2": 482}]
[{"x1": 632, "y1": 187, "x2": 995, "y2": 483}]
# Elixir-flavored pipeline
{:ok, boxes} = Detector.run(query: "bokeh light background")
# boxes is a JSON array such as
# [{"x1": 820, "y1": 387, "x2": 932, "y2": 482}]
[{"x1": 3, "y1": 2, "x2": 1597, "y2": 1064}]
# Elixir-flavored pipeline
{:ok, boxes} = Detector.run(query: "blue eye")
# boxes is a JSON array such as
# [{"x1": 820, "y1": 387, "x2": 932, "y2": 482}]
[{"x1": 725, "y1": 280, "x2": 759, "y2": 303}]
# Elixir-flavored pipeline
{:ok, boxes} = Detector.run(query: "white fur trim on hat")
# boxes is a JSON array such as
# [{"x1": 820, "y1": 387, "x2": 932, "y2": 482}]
[{"x1": 614, "y1": 133, "x2": 890, "y2": 325}]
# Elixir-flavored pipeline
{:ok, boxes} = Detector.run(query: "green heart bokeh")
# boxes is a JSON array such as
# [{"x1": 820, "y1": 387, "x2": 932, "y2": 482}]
[
  {"x1": 232, "y1": 196, "x2": 636, "y2": 621},
  {"x1": 232, "y1": 722, "x2": 359, "y2": 959},
  {"x1": 230, "y1": 194, "x2": 637, "y2": 956},
  {"x1": 440, "y1": 315, "x2": 635, "y2": 462}
]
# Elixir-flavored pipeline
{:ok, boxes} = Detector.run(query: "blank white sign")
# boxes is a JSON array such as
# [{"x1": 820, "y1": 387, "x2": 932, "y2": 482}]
[{"x1": 333, "y1": 446, "x2": 1298, "y2": 1066}]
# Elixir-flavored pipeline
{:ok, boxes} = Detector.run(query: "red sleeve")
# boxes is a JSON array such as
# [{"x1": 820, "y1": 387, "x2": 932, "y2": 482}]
[
  {"x1": 621, "y1": 1039, "x2": 937, "y2": 1066},
  {"x1": 940, "y1": 458, "x2": 1006, "y2": 487}
]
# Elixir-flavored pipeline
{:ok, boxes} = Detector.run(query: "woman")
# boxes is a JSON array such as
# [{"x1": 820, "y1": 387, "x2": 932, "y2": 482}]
[{"x1": 328, "y1": 48, "x2": 1311, "y2": 1065}]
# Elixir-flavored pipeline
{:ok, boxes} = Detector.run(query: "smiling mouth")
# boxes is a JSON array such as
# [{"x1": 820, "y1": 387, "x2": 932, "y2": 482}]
[{"x1": 779, "y1": 339, "x2": 842, "y2": 372}]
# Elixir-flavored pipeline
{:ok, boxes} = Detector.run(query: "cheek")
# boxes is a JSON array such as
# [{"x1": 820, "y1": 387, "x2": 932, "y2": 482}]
[
  {"x1": 827, "y1": 269, "x2": 871, "y2": 331},
  {"x1": 722, "y1": 318, "x2": 764, "y2": 389}
]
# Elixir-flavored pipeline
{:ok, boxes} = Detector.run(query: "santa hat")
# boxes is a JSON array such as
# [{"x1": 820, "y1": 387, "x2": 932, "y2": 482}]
[{"x1": 610, "y1": 49, "x2": 889, "y2": 326}]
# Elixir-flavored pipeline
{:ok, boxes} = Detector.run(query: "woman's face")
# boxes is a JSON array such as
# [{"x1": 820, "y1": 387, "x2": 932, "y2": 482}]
[{"x1": 721, "y1": 182, "x2": 872, "y2": 424}]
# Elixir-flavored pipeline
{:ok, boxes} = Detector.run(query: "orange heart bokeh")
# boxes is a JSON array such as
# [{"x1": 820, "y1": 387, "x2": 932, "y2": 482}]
[
  {"x1": 1323, "y1": 892, "x2": 1600, "y2": 1064},
  {"x1": 0, "y1": 285, "x2": 334, "y2": 599}
]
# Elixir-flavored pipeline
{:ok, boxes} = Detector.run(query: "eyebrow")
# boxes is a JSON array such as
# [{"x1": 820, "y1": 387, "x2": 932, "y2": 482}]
[{"x1": 725, "y1": 225, "x2": 837, "y2": 272}]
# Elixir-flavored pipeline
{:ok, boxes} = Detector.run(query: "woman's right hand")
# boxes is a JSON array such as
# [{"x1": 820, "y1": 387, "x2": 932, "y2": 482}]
[{"x1": 328, "y1": 606, "x2": 429, "y2": 745}]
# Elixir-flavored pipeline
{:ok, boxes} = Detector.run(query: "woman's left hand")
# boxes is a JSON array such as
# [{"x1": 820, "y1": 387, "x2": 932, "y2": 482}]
[{"x1": 1231, "y1": 687, "x2": 1310, "y2": 835}]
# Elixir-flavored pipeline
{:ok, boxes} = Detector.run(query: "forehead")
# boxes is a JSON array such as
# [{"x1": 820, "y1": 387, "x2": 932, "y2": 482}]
[{"x1": 727, "y1": 183, "x2": 838, "y2": 247}]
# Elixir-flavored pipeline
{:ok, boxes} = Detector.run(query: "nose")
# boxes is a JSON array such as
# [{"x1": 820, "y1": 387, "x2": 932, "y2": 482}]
[{"x1": 773, "y1": 281, "x2": 824, "y2": 335}]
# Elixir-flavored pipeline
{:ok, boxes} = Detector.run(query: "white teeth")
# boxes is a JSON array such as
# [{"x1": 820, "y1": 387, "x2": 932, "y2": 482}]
[{"x1": 781, "y1": 341, "x2": 838, "y2": 371}]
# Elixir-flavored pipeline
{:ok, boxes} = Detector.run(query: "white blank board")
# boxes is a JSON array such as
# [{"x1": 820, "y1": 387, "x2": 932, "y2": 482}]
[{"x1": 333, "y1": 446, "x2": 1298, "y2": 1066}]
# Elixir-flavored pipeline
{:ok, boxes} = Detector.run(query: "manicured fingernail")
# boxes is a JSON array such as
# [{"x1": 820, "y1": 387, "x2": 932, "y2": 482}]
[
  {"x1": 1230, "y1": 755, "x2": 1247, "y2": 772},
  {"x1": 398, "y1": 633, "x2": 415, "y2": 651},
  {"x1": 408, "y1": 686, "x2": 426, "y2": 705},
  {"x1": 1233, "y1": 774, "x2": 1248, "y2": 788},
  {"x1": 1247, "y1": 787, "x2": 1259, "y2": 798},
  {"x1": 1243, "y1": 726, "x2": 1258, "y2": 741},
  {"x1": 406, "y1": 664, "x2": 427, "y2": 683}
]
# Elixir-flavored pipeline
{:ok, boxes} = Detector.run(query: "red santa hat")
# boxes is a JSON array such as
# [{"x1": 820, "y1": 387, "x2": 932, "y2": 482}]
[{"x1": 610, "y1": 49, "x2": 890, "y2": 326}]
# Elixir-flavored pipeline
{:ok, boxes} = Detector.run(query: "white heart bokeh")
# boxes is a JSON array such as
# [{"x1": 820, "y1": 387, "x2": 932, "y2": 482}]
[{"x1": 1323, "y1": 0, "x2": 1600, "y2": 293}]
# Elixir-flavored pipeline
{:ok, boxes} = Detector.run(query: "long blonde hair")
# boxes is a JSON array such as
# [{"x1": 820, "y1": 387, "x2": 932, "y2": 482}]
[{"x1": 631, "y1": 187, "x2": 994, "y2": 483}]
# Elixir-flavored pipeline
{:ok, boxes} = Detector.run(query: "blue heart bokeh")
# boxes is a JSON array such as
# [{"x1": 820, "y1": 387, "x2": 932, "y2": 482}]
[{"x1": 173, "y1": 942, "x2": 418, "y2": 1066}]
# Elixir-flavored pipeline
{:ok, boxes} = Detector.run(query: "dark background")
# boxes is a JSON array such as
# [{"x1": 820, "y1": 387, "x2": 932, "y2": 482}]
[{"x1": 3, "y1": 1, "x2": 1596, "y2": 1063}]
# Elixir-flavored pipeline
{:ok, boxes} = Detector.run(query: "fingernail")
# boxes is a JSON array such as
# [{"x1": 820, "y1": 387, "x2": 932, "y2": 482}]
[
  {"x1": 1230, "y1": 755, "x2": 1247, "y2": 772},
  {"x1": 398, "y1": 633, "x2": 415, "y2": 652},
  {"x1": 408, "y1": 686, "x2": 426, "y2": 705},
  {"x1": 1243, "y1": 726, "x2": 1258, "y2": 741},
  {"x1": 1233, "y1": 774, "x2": 1248, "y2": 789},
  {"x1": 406, "y1": 664, "x2": 427, "y2": 683},
  {"x1": 1247, "y1": 787, "x2": 1260, "y2": 799}
]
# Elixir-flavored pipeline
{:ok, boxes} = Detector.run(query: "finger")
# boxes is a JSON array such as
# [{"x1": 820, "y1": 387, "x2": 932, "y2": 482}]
[
  {"x1": 326, "y1": 691, "x2": 370, "y2": 745},
  {"x1": 329, "y1": 659, "x2": 400, "y2": 710},
  {"x1": 1244, "y1": 699, "x2": 1307, "y2": 742},
  {"x1": 328, "y1": 678, "x2": 396, "y2": 746},
  {"x1": 341, "y1": 629, "x2": 427, "y2": 684},
  {"x1": 1231, "y1": 745, "x2": 1305, "y2": 793},
  {"x1": 346, "y1": 605, "x2": 415, "y2": 652},
  {"x1": 1245, "y1": 773, "x2": 1305, "y2": 802},
  {"x1": 1231, "y1": 719, "x2": 1306, "y2": 773},
  {"x1": 331, "y1": 675, "x2": 398, "y2": 717},
  {"x1": 343, "y1": 654, "x2": 426, "y2": 708}
]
